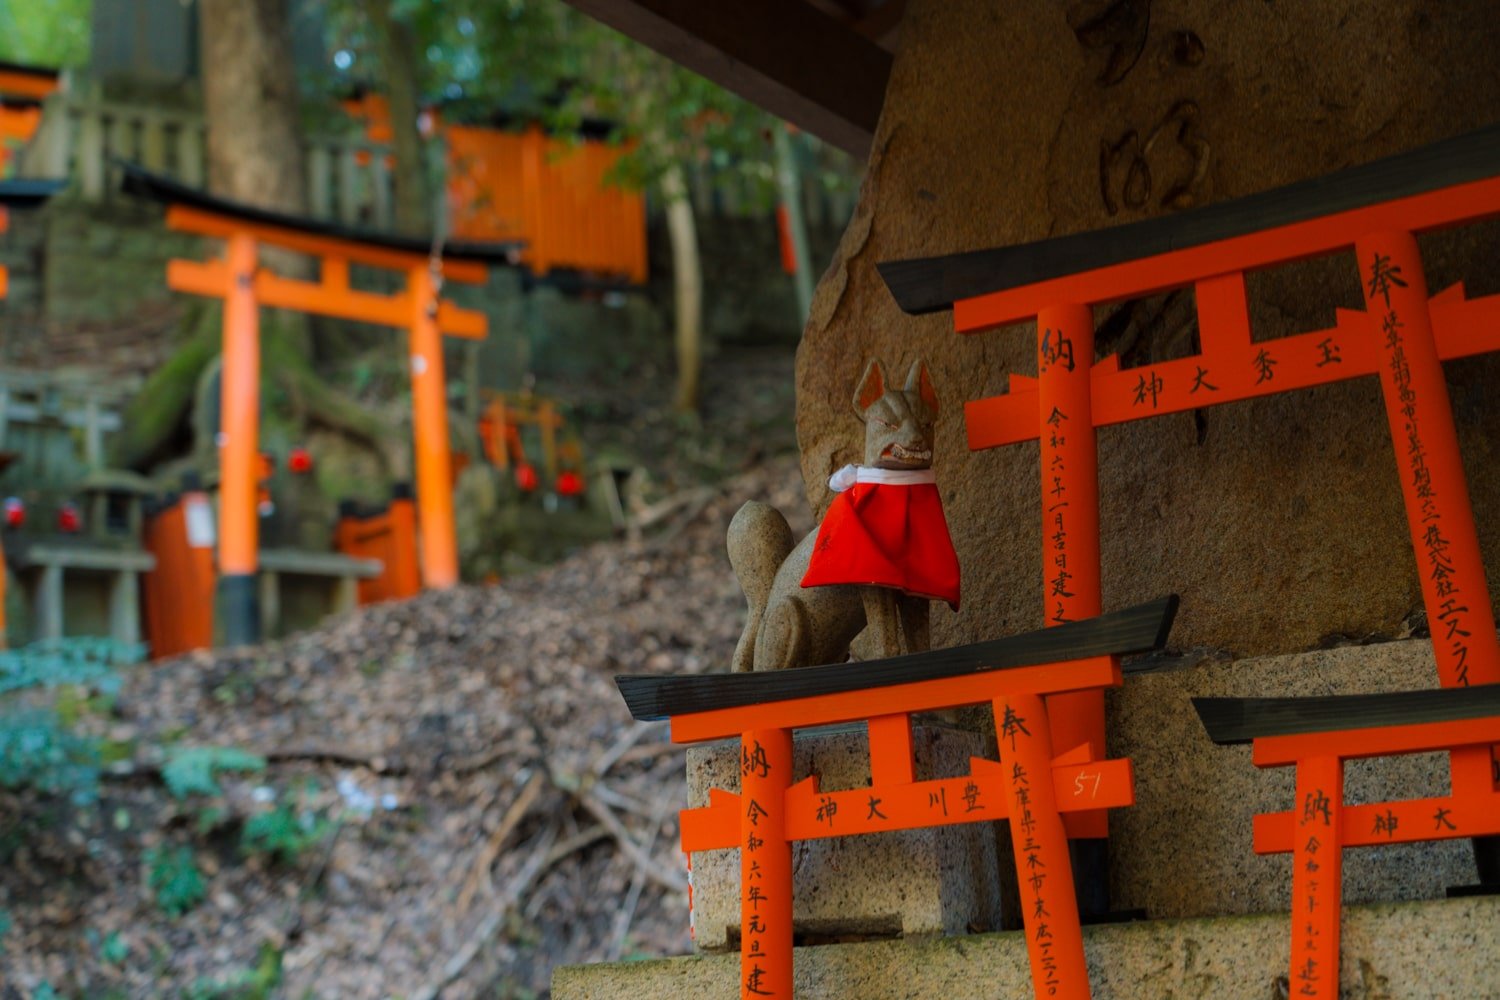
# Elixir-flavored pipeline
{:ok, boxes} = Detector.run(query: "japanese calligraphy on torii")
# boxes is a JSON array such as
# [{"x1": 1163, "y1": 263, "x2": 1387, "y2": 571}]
[{"x1": 964, "y1": 277, "x2": 1500, "y2": 451}]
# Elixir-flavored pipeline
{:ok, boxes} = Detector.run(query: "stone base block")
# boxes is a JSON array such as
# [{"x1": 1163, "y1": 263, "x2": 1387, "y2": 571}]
[
  {"x1": 685, "y1": 723, "x2": 1004, "y2": 951},
  {"x1": 554, "y1": 894, "x2": 1500, "y2": 999}
]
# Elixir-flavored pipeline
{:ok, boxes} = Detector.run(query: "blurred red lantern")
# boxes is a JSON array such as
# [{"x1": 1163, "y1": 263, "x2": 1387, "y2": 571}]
[
  {"x1": 555, "y1": 470, "x2": 584, "y2": 497},
  {"x1": 515, "y1": 463, "x2": 538, "y2": 492},
  {"x1": 57, "y1": 502, "x2": 81, "y2": 533},
  {"x1": 288, "y1": 446, "x2": 314, "y2": 474},
  {"x1": 3, "y1": 496, "x2": 23, "y2": 528}
]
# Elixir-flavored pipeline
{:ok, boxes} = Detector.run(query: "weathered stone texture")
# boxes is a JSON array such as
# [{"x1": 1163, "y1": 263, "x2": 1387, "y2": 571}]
[
  {"x1": 1108, "y1": 640, "x2": 1475, "y2": 920},
  {"x1": 554, "y1": 894, "x2": 1500, "y2": 999},
  {"x1": 796, "y1": 0, "x2": 1500, "y2": 656}
]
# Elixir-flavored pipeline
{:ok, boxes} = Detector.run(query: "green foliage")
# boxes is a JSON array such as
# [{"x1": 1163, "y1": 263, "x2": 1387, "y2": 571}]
[
  {"x1": 0, "y1": 707, "x2": 102, "y2": 803},
  {"x1": 86, "y1": 927, "x2": 129, "y2": 965},
  {"x1": 0, "y1": 637, "x2": 141, "y2": 696},
  {"x1": 321, "y1": 0, "x2": 802, "y2": 202},
  {"x1": 145, "y1": 844, "x2": 206, "y2": 917},
  {"x1": 240, "y1": 803, "x2": 332, "y2": 866},
  {"x1": 0, "y1": 638, "x2": 144, "y2": 805},
  {"x1": 161, "y1": 747, "x2": 267, "y2": 800},
  {"x1": 186, "y1": 942, "x2": 284, "y2": 1000},
  {"x1": 0, "y1": 0, "x2": 92, "y2": 68}
]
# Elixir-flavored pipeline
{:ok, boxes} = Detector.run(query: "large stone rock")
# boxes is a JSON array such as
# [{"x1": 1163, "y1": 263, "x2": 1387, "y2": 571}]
[
  {"x1": 796, "y1": 0, "x2": 1500, "y2": 657},
  {"x1": 554, "y1": 894, "x2": 1500, "y2": 999}
]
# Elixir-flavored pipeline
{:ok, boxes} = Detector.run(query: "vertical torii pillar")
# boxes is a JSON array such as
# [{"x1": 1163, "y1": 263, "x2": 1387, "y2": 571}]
[
  {"x1": 1036, "y1": 303, "x2": 1111, "y2": 897},
  {"x1": 407, "y1": 261, "x2": 458, "y2": 588},
  {"x1": 218, "y1": 232, "x2": 263, "y2": 644},
  {"x1": 1357, "y1": 229, "x2": 1500, "y2": 875}
]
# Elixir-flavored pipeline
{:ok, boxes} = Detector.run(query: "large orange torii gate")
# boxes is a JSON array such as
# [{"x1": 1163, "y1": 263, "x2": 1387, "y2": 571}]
[
  {"x1": 122, "y1": 165, "x2": 521, "y2": 645},
  {"x1": 880, "y1": 122, "x2": 1500, "y2": 957}
]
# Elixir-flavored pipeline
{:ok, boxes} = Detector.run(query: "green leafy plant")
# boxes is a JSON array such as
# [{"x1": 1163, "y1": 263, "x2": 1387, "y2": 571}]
[
  {"x1": 186, "y1": 942, "x2": 284, "y2": 1000},
  {"x1": 161, "y1": 746, "x2": 267, "y2": 800},
  {"x1": 241, "y1": 803, "x2": 332, "y2": 866},
  {"x1": 0, "y1": 638, "x2": 145, "y2": 805},
  {"x1": 145, "y1": 844, "x2": 206, "y2": 917}
]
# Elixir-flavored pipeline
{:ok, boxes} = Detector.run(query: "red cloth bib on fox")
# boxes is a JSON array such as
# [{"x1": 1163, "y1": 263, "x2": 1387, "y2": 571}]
[{"x1": 801, "y1": 465, "x2": 960, "y2": 609}]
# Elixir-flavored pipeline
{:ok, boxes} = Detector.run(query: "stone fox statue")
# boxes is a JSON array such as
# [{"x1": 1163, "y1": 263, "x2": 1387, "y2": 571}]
[{"x1": 728, "y1": 359, "x2": 960, "y2": 672}]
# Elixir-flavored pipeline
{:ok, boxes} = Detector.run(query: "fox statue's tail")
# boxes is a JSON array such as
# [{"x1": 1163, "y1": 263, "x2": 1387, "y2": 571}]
[{"x1": 727, "y1": 501, "x2": 796, "y2": 672}]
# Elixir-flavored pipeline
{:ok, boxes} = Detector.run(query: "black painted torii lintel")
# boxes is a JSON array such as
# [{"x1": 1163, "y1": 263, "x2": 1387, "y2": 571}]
[
  {"x1": 559, "y1": 0, "x2": 892, "y2": 159},
  {"x1": 1194, "y1": 684, "x2": 1500, "y2": 746},
  {"x1": 877, "y1": 122, "x2": 1500, "y2": 316},
  {"x1": 118, "y1": 161, "x2": 525, "y2": 264},
  {"x1": 616, "y1": 594, "x2": 1178, "y2": 721},
  {"x1": 0, "y1": 178, "x2": 66, "y2": 208}
]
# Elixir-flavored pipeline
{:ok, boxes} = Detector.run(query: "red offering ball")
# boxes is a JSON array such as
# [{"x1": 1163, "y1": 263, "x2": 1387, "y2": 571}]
[
  {"x1": 555, "y1": 470, "x2": 584, "y2": 497},
  {"x1": 3, "y1": 496, "x2": 23, "y2": 528},
  {"x1": 288, "y1": 447, "x2": 314, "y2": 474},
  {"x1": 57, "y1": 502, "x2": 81, "y2": 533},
  {"x1": 515, "y1": 464, "x2": 538, "y2": 492}
]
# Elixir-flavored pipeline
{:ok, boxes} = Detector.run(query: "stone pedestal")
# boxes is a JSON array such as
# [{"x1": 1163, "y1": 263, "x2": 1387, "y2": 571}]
[
  {"x1": 686, "y1": 722, "x2": 1005, "y2": 950},
  {"x1": 555, "y1": 895, "x2": 1500, "y2": 999}
]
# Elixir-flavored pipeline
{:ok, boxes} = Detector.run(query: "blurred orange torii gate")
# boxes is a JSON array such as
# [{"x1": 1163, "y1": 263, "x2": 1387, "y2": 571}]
[
  {"x1": 0, "y1": 61, "x2": 60, "y2": 178},
  {"x1": 122, "y1": 165, "x2": 520, "y2": 645}
]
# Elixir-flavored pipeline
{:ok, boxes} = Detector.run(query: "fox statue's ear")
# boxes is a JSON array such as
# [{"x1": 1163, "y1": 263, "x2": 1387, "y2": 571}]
[
  {"x1": 906, "y1": 359, "x2": 938, "y2": 416},
  {"x1": 853, "y1": 359, "x2": 887, "y2": 419}
]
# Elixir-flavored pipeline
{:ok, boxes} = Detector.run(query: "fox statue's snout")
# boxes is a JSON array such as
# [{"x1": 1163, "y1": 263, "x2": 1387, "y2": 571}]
[{"x1": 728, "y1": 359, "x2": 951, "y2": 672}]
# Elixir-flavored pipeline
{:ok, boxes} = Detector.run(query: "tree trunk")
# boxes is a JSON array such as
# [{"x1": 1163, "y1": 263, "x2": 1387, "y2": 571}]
[
  {"x1": 197, "y1": 0, "x2": 399, "y2": 469},
  {"x1": 198, "y1": 0, "x2": 307, "y2": 214},
  {"x1": 364, "y1": 0, "x2": 430, "y2": 236},
  {"x1": 660, "y1": 163, "x2": 703, "y2": 414},
  {"x1": 773, "y1": 124, "x2": 815, "y2": 323}
]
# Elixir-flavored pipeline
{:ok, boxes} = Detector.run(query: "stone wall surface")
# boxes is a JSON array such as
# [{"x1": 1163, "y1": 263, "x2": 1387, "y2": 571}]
[
  {"x1": 1108, "y1": 640, "x2": 1475, "y2": 920},
  {"x1": 553, "y1": 894, "x2": 1500, "y2": 999},
  {"x1": 795, "y1": 0, "x2": 1500, "y2": 656}
]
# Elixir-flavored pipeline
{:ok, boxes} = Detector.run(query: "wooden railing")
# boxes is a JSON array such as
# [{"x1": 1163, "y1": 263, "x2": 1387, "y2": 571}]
[
  {"x1": 15, "y1": 86, "x2": 857, "y2": 236},
  {"x1": 16, "y1": 88, "x2": 406, "y2": 231}
]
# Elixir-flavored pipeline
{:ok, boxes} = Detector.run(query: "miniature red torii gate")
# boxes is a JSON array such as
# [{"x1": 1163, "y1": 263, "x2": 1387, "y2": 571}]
[
  {"x1": 617, "y1": 597, "x2": 1176, "y2": 1000},
  {"x1": 1196, "y1": 686, "x2": 1500, "y2": 998},
  {"x1": 880, "y1": 124, "x2": 1500, "y2": 878},
  {"x1": 123, "y1": 166, "x2": 519, "y2": 645}
]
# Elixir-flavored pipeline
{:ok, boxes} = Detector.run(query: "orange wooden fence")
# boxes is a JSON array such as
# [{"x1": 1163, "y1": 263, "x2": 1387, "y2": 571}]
[
  {"x1": 447, "y1": 125, "x2": 647, "y2": 285},
  {"x1": 342, "y1": 95, "x2": 647, "y2": 285},
  {"x1": 333, "y1": 489, "x2": 421, "y2": 605}
]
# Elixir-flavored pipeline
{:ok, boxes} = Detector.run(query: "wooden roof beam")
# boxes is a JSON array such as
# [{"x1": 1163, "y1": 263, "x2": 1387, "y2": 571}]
[{"x1": 561, "y1": 0, "x2": 892, "y2": 158}]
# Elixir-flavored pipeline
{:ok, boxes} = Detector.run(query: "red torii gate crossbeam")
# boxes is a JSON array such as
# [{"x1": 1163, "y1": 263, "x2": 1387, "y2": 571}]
[
  {"x1": 123, "y1": 165, "x2": 520, "y2": 645},
  {"x1": 880, "y1": 123, "x2": 1500, "y2": 869}
]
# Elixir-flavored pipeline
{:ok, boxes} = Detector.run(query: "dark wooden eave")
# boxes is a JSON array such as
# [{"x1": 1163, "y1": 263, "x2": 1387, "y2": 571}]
[
  {"x1": 118, "y1": 162, "x2": 524, "y2": 264},
  {"x1": 616, "y1": 595, "x2": 1177, "y2": 721},
  {"x1": 559, "y1": 0, "x2": 893, "y2": 158},
  {"x1": 1194, "y1": 684, "x2": 1500, "y2": 746},
  {"x1": 878, "y1": 122, "x2": 1500, "y2": 316}
]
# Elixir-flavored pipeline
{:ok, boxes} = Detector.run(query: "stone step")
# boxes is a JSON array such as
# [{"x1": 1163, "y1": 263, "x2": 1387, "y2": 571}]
[{"x1": 553, "y1": 894, "x2": 1500, "y2": 999}]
